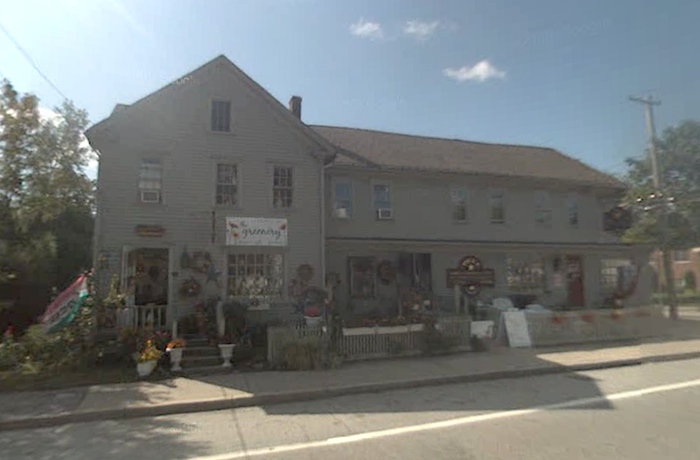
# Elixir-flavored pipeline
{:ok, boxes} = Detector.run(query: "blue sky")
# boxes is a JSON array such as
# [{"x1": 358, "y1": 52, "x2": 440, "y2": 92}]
[{"x1": 2, "y1": 0, "x2": 699, "y2": 178}]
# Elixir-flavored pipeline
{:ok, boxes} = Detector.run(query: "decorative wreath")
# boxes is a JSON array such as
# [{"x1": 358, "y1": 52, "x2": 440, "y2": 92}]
[
  {"x1": 377, "y1": 260, "x2": 396, "y2": 285},
  {"x1": 296, "y1": 264, "x2": 315, "y2": 283},
  {"x1": 179, "y1": 277, "x2": 202, "y2": 298}
]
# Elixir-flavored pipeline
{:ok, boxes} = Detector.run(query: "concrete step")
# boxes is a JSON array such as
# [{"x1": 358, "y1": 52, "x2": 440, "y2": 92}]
[
  {"x1": 182, "y1": 355, "x2": 222, "y2": 368},
  {"x1": 182, "y1": 346, "x2": 220, "y2": 358},
  {"x1": 181, "y1": 364, "x2": 235, "y2": 377},
  {"x1": 182, "y1": 337, "x2": 211, "y2": 348}
]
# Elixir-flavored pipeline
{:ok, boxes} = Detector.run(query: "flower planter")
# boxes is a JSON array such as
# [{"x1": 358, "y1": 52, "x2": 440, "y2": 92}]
[
  {"x1": 168, "y1": 347, "x2": 184, "y2": 372},
  {"x1": 305, "y1": 316, "x2": 322, "y2": 328},
  {"x1": 218, "y1": 343, "x2": 236, "y2": 368},
  {"x1": 136, "y1": 360, "x2": 157, "y2": 378}
]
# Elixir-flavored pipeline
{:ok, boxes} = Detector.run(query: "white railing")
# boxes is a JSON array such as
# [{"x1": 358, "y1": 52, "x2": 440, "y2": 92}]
[
  {"x1": 267, "y1": 316, "x2": 473, "y2": 365},
  {"x1": 116, "y1": 305, "x2": 169, "y2": 331}
]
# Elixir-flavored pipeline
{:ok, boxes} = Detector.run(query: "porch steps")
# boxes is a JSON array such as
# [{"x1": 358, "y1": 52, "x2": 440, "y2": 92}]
[{"x1": 177, "y1": 335, "x2": 228, "y2": 375}]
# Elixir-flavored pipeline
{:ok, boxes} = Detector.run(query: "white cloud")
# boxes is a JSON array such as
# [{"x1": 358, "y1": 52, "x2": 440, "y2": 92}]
[
  {"x1": 443, "y1": 60, "x2": 506, "y2": 83},
  {"x1": 39, "y1": 107, "x2": 98, "y2": 179},
  {"x1": 403, "y1": 20, "x2": 440, "y2": 40},
  {"x1": 350, "y1": 18, "x2": 383, "y2": 40}
]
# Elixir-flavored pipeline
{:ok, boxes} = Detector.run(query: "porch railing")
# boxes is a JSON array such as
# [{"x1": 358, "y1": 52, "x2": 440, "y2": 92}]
[{"x1": 115, "y1": 305, "x2": 168, "y2": 331}]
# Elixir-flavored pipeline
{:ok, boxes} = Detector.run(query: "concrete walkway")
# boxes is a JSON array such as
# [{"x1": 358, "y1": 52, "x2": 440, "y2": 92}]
[{"x1": 1, "y1": 330, "x2": 700, "y2": 431}]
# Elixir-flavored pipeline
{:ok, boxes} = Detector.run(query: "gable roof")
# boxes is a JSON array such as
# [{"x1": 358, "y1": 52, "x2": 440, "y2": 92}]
[
  {"x1": 87, "y1": 55, "x2": 336, "y2": 160},
  {"x1": 312, "y1": 125, "x2": 624, "y2": 189}
]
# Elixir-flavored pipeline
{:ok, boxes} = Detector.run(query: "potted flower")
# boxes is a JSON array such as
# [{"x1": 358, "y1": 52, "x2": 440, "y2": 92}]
[
  {"x1": 166, "y1": 337, "x2": 187, "y2": 372},
  {"x1": 304, "y1": 305, "x2": 323, "y2": 327},
  {"x1": 137, "y1": 340, "x2": 162, "y2": 378},
  {"x1": 218, "y1": 334, "x2": 237, "y2": 368}
]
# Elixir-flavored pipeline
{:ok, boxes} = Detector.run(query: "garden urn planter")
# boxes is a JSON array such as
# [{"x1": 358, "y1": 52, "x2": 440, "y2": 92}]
[
  {"x1": 218, "y1": 343, "x2": 236, "y2": 368},
  {"x1": 169, "y1": 348, "x2": 184, "y2": 372},
  {"x1": 137, "y1": 360, "x2": 157, "y2": 378}
]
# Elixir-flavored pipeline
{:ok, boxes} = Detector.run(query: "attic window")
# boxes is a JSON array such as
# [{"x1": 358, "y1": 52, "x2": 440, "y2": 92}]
[{"x1": 211, "y1": 100, "x2": 231, "y2": 132}]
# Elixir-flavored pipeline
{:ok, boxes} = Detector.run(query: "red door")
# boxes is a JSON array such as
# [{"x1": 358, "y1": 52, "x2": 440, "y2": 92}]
[{"x1": 566, "y1": 255, "x2": 585, "y2": 307}]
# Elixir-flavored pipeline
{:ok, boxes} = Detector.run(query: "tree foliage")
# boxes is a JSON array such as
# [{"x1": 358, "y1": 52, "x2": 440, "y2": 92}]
[
  {"x1": 622, "y1": 120, "x2": 700, "y2": 248},
  {"x1": 0, "y1": 80, "x2": 94, "y2": 332}
]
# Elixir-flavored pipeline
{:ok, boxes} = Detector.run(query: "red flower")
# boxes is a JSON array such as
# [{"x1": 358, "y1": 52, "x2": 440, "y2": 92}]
[{"x1": 304, "y1": 305, "x2": 321, "y2": 317}]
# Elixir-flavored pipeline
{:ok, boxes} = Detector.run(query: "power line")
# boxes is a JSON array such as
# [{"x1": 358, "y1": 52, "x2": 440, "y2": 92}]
[{"x1": 0, "y1": 21, "x2": 69, "y2": 101}]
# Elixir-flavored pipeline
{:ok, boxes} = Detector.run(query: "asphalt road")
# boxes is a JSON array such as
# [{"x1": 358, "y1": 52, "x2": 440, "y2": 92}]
[{"x1": 2, "y1": 358, "x2": 700, "y2": 460}]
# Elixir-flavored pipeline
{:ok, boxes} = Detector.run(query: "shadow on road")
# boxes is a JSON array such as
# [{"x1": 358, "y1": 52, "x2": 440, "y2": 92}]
[
  {"x1": 0, "y1": 412, "x2": 209, "y2": 460},
  {"x1": 256, "y1": 366, "x2": 614, "y2": 418}
]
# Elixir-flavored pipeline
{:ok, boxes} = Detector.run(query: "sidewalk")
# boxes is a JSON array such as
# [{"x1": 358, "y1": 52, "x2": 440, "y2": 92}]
[{"x1": 2, "y1": 330, "x2": 700, "y2": 431}]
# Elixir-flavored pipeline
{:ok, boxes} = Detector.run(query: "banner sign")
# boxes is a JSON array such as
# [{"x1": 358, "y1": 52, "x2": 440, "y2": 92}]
[
  {"x1": 41, "y1": 274, "x2": 89, "y2": 333},
  {"x1": 226, "y1": 217, "x2": 288, "y2": 246}
]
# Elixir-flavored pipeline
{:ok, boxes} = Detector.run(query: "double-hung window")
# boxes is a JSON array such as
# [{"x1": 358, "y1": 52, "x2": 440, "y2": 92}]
[
  {"x1": 139, "y1": 159, "x2": 162, "y2": 203},
  {"x1": 489, "y1": 190, "x2": 505, "y2": 224},
  {"x1": 216, "y1": 163, "x2": 238, "y2": 206},
  {"x1": 567, "y1": 193, "x2": 579, "y2": 227},
  {"x1": 373, "y1": 183, "x2": 392, "y2": 218},
  {"x1": 451, "y1": 187, "x2": 469, "y2": 222},
  {"x1": 348, "y1": 257, "x2": 376, "y2": 298},
  {"x1": 534, "y1": 191, "x2": 552, "y2": 226},
  {"x1": 273, "y1": 166, "x2": 293, "y2": 208},
  {"x1": 506, "y1": 256, "x2": 547, "y2": 293},
  {"x1": 333, "y1": 181, "x2": 352, "y2": 218}
]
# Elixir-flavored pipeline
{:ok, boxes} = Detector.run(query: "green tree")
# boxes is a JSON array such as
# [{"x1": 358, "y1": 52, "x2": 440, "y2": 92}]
[
  {"x1": 622, "y1": 120, "x2": 700, "y2": 248},
  {"x1": 0, "y1": 80, "x2": 94, "y2": 332}
]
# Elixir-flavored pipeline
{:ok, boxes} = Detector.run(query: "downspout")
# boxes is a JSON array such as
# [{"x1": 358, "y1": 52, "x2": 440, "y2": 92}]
[{"x1": 321, "y1": 158, "x2": 333, "y2": 288}]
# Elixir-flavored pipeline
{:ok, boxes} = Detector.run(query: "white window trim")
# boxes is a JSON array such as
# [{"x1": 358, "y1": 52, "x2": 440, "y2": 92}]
[
  {"x1": 214, "y1": 162, "x2": 240, "y2": 207},
  {"x1": 505, "y1": 255, "x2": 547, "y2": 293},
  {"x1": 224, "y1": 251, "x2": 287, "y2": 307},
  {"x1": 371, "y1": 180, "x2": 393, "y2": 219},
  {"x1": 138, "y1": 158, "x2": 164, "y2": 205},
  {"x1": 450, "y1": 186, "x2": 469, "y2": 223},
  {"x1": 209, "y1": 99, "x2": 233, "y2": 134},
  {"x1": 332, "y1": 178, "x2": 353, "y2": 220},
  {"x1": 489, "y1": 189, "x2": 506, "y2": 224},
  {"x1": 534, "y1": 190, "x2": 552, "y2": 227},
  {"x1": 271, "y1": 164, "x2": 295, "y2": 210},
  {"x1": 567, "y1": 193, "x2": 580, "y2": 228}
]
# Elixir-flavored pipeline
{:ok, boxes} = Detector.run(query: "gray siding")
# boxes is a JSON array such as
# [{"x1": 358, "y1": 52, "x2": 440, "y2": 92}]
[
  {"x1": 325, "y1": 168, "x2": 622, "y2": 245},
  {"x1": 90, "y1": 60, "x2": 324, "y2": 318}
]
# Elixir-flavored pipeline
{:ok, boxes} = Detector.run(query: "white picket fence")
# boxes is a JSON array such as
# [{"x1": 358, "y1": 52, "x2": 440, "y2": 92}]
[{"x1": 267, "y1": 316, "x2": 472, "y2": 365}]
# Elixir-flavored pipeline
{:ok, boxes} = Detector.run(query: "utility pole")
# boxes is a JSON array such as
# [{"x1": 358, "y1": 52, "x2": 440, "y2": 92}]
[{"x1": 629, "y1": 94, "x2": 678, "y2": 320}]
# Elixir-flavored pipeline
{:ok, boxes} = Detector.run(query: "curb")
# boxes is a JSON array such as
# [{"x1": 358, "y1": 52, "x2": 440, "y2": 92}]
[{"x1": 2, "y1": 351, "x2": 699, "y2": 431}]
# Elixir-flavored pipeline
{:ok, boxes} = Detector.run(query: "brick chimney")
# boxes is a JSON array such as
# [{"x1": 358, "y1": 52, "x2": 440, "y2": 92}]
[{"x1": 289, "y1": 95, "x2": 302, "y2": 119}]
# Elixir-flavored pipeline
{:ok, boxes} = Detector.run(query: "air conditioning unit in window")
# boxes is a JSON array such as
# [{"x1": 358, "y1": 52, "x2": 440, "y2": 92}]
[
  {"x1": 140, "y1": 190, "x2": 161, "y2": 203},
  {"x1": 376, "y1": 208, "x2": 393, "y2": 220}
]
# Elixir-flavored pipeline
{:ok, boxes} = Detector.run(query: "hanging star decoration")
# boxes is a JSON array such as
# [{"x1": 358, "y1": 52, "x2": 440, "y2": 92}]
[{"x1": 204, "y1": 260, "x2": 222, "y2": 288}]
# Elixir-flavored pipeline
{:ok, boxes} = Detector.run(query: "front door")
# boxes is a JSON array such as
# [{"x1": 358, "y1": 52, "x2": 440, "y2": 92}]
[{"x1": 566, "y1": 255, "x2": 585, "y2": 307}]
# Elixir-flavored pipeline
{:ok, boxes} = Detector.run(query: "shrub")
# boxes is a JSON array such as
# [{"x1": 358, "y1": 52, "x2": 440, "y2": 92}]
[
  {"x1": 420, "y1": 318, "x2": 456, "y2": 355},
  {"x1": 279, "y1": 337, "x2": 322, "y2": 370}
]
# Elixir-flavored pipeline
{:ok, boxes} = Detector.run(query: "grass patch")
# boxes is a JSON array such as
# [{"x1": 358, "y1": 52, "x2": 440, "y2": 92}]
[{"x1": 0, "y1": 363, "x2": 170, "y2": 392}]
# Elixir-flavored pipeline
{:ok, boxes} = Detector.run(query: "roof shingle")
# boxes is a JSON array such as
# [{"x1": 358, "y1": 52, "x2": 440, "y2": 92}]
[{"x1": 312, "y1": 125, "x2": 624, "y2": 189}]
